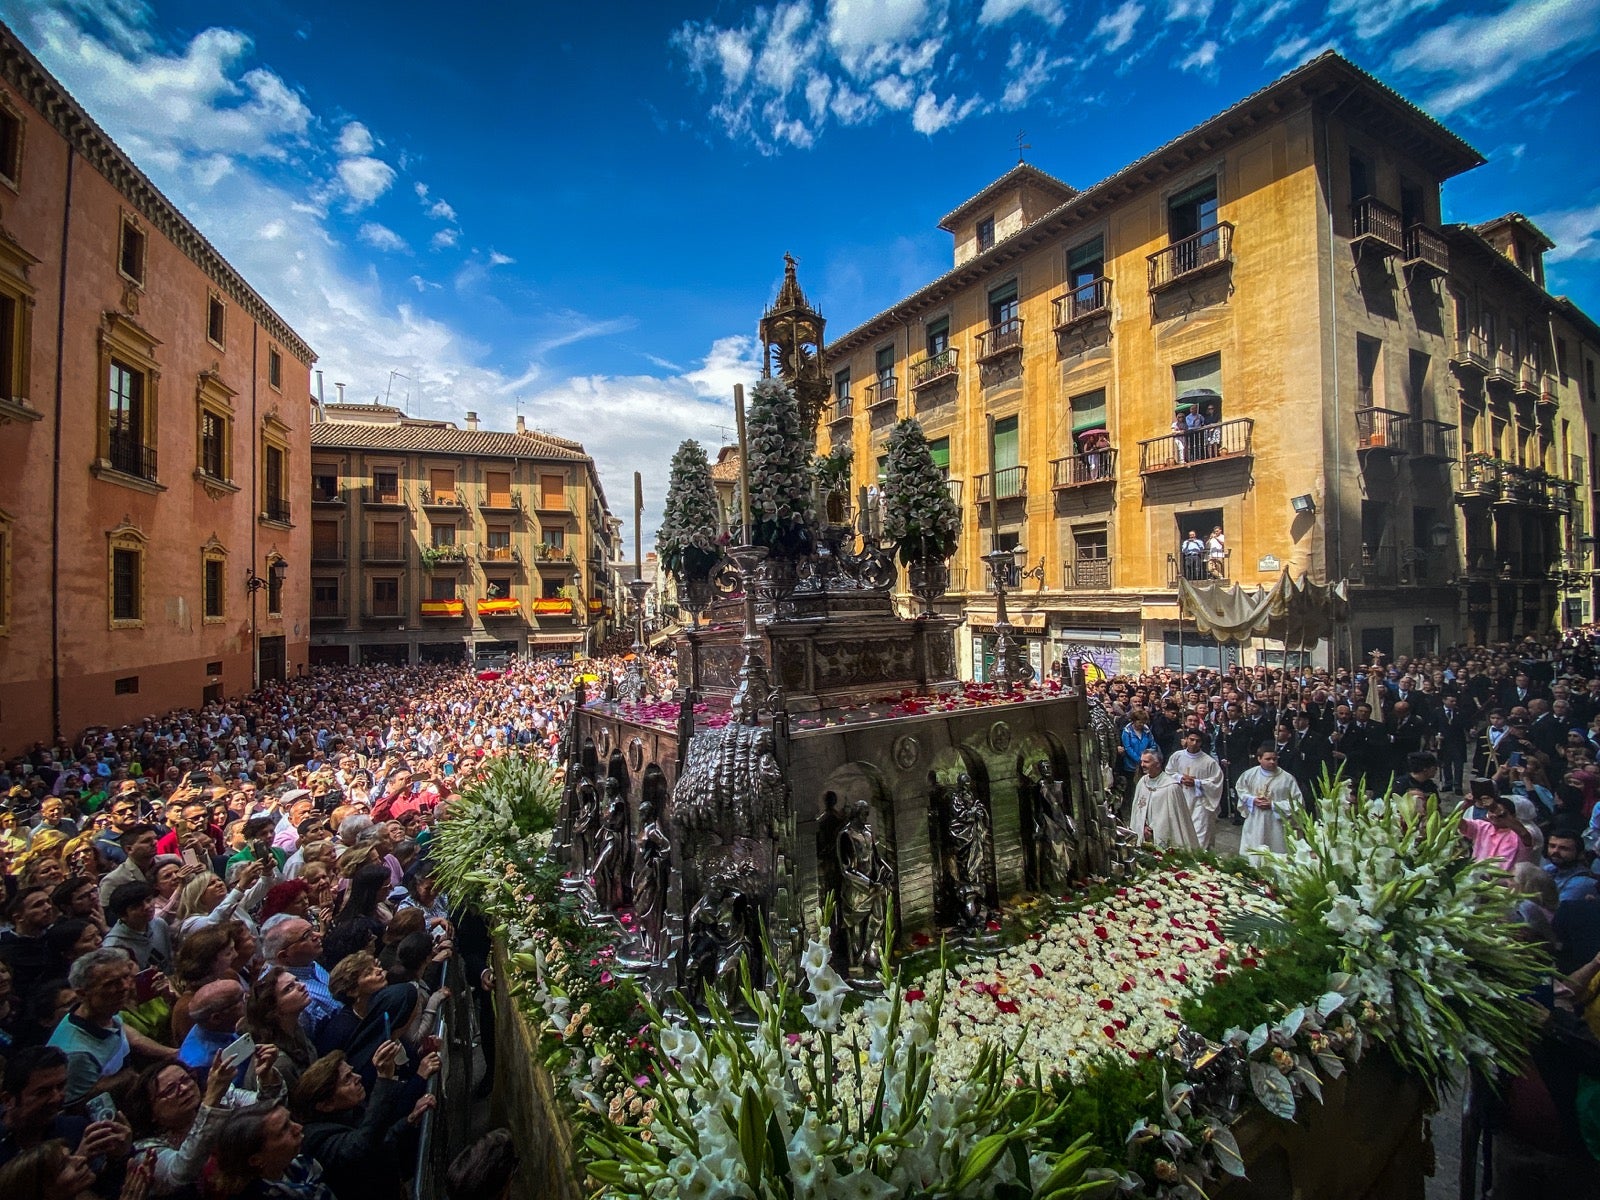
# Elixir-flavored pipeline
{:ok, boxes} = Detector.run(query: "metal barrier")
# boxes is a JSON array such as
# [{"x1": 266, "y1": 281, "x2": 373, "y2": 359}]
[{"x1": 413, "y1": 955, "x2": 479, "y2": 1199}]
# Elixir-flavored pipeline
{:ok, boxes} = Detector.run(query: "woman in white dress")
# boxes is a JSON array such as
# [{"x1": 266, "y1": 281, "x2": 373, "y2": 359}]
[{"x1": 1236, "y1": 745, "x2": 1305, "y2": 863}]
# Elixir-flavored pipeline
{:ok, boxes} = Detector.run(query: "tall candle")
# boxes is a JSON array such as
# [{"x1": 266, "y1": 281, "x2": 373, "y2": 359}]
[
  {"x1": 734, "y1": 384, "x2": 752, "y2": 544},
  {"x1": 633, "y1": 471, "x2": 643, "y2": 577}
]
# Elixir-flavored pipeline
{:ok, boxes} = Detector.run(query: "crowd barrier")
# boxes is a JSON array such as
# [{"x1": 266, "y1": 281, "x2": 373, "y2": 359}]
[{"x1": 410, "y1": 955, "x2": 479, "y2": 1200}]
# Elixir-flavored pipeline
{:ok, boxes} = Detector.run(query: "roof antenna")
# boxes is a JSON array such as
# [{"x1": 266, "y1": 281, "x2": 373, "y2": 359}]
[
  {"x1": 1015, "y1": 129, "x2": 1031, "y2": 164},
  {"x1": 385, "y1": 369, "x2": 410, "y2": 413}
]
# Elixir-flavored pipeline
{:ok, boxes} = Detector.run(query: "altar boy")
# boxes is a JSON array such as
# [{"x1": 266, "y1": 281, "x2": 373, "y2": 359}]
[{"x1": 1236, "y1": 745, "x2": 1304, "y2": 863}]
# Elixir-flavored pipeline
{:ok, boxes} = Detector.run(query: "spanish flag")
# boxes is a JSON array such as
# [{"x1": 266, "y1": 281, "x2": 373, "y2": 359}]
[
  {"x1": 420, "y1": 600, "x2": 465, "y2": 617},
  {"x1": 531, "y1": 598, "x2": 575, "y2": 616},
  {"x1": 476, "y1": 598, "x2": 521, "y2": 616}
]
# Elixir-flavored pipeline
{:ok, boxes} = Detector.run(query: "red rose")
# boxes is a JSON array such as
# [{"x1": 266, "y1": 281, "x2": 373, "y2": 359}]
[
  {"x1": 1098, "y1": 998, "x2": 1115, "y2": 1011},
  {"x1": 1094, "y1": 926, "x2": 1109, "y2": 939},
  {"x1": 1028, "y1": 962, "x2": 1044, "y2": 978},
  {"x1": 996, "y1": 999, "x2": 1020, "y2": 1014},
  {"x1": 905, "y1": 988, "x2": 925, "y2": 1002}
]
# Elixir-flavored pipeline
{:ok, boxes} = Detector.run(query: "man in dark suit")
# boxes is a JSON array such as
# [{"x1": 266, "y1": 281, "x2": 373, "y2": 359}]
[
  {"x1": 1289, "y1": 709, "x2": 1332, "y2": 802},
  {"x1": 1388, "y1": 700, "x2": 1429, "y2": 782},
  {"x1": 1345, "y1": 703, "x2": 1389, "y2": 794},
  {"x1": 1434, "y1": 692, "x2": 1473, "y2": 794},
  {"x1": 1530, "y1": 698, "x2": 1574, "y2": 763},
  {"x1": 1499, "y1": 670, "x2": 1549, "y2": 712}
]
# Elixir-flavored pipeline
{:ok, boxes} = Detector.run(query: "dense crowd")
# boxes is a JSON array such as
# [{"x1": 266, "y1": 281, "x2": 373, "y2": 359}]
[
  {"x1": 8, "y1": 625, "x2": 1600, "y2": 1196},
  {"x1": 0, "y1": 652, "x2": 668, "y2": 1200},
  {"x1": 1090, "y1": 627, "x2": 1600, "y2": 1196}
]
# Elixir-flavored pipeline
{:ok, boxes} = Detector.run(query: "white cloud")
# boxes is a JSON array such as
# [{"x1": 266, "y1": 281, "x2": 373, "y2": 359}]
[
  {"x1": 1265, "y1": 33, "x2": 1337, "y2": 65},
  {"x1": 337, "y1": 155, "x2": 396, "y2": 206},
  {"x1": 1178, "y1": 39, "x2": 1220, "y2": 74},
  {"x1": 1328, "y1": 0, "x2": 1445, "y2": 41},
  {"x1": 1001, "y1": 41, "x2": 1072, "y2": 108},
  {"x1": 22, "y1": 16, "x2": 309, "y2": 173},
  {"x1": 335, "y1": 121, "x2": 374, "y2": 156},
  {"x1": 488, "y1": 250, "x2": 515, "y2": 266},
  {"x1": 430, "y1": 228, "x2": 460, "y2": 250},
  {"x1": 427, "y1": 199, "x2": 456, "y2": 221},
  {"x1": 1390, "y1": 0, "x2": 1600, "y2": 115},
  {"x1": 978, "y1": 0, "x2": 1066, "y2": 25},
  {"x1": 1094, "y1": 2, "x2": 1144, "y2": 53},
  {"x1": 1167, "y1": 0, "x2": 1214, "y2": 18},
  {"x1": 407, "y1": 274, "x2": 441, "y2": 293},
  {"x1": 872, "y1": 75, "x2": 916, "y2": 110},
  {"x1": 912, "y1": 90, "x2": 979, "y2": 135},
  {"x1": 1532, "y1": 202, "x2": 1600, "y2": 263},
  {"x1": 357, "y1": 222, "x2": 408, "y2": 252},
  {"x1": 672, "y1": 1, "x2": 965, "y2": 152}
]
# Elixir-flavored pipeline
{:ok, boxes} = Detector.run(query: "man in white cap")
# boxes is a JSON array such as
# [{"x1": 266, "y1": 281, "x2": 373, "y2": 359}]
[{"x1": 272, "y1": 790, "x2": 315, "y2": 852}]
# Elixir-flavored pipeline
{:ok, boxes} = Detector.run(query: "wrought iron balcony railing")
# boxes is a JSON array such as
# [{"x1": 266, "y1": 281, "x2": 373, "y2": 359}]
[
  {"x1": 1402, "y1": 224, "x2": 1449, "y2": 276},
  {"x1": 1168, "y1": 549, "x2": 1231, "y2": 585},
  {"x1": 107, "y1": 428, "x2": 158, "y2": 480},
  {"x1": 911, "y1": 348, "x2": 958, "y2": 389},
  {"x1": 1051, "y1": 277, "x2": 1112, "y2": 328},
  {"x1": 1051, "y1": 448, "x2": 1117, "y2": 488},
  {"x1": 975, "y1": 317, "x2": 1023, "y2": 361},
  {"x1": 1148, "y1": 223, "x2": 1233, "y2": 291},
  {"x1": 1139, "y1": 417, "x2": 1253, "y2": 473},
  {"x1": 973, "y1": 465, "x2": 1027, "y2": 502}
]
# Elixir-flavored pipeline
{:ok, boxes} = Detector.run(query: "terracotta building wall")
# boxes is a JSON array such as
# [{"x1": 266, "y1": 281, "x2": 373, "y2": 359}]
[{"x1": 0, "y1": 31, "x2": 313, "y2": 755}]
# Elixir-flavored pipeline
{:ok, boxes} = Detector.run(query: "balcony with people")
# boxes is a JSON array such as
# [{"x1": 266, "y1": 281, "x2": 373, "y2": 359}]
[{"x1": 1139, "y1": 386, "x2": 1251, "y2": 474}]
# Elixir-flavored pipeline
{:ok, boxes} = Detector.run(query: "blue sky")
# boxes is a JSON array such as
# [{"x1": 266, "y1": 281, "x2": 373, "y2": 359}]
[{"x1": 2, "y1": 0, "x2": 1596, "y2": 548}]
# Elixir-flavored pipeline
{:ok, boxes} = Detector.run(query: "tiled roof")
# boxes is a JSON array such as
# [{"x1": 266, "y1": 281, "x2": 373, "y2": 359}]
[
  {"x1": 310, "y1": 420, "x2": 589, "y2": 462},
  {"x1": 938, "y1": 163, "x2": 1077, "y2": 231},
  {"x1": 828, "y1": 51, "x2": 1486, "y2": 357},
  {"x1": 710, "y1": 447, "x2": 741, "y2": 481}
]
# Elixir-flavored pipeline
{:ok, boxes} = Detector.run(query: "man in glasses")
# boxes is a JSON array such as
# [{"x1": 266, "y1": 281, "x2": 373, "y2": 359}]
[{"x1": 90, "y1": 785, "x2": 142, "y2": 866}]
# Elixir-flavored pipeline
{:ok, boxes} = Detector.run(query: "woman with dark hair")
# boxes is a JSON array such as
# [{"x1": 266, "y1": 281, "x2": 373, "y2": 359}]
[
  {"x1": 322, "y1": 863, "x2": 389, "y2": 970},
  {"x1": 0, "y1": 1137, "x2": 153, "y2": 1200},
  {"x1": 123, "y1": 1046, "x2": 283, "y2": 1195},
  {"x1": 210, "y1": 1104, "x2": 333, "y2": 1200},
  {"x1": 242, "y1": 967, "x2": 317, "y2": 1095}
]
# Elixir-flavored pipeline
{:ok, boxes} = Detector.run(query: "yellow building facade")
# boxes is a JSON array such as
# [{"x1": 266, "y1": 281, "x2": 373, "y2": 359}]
[
  {"x1": 307, "y1": 404, "x2": 614, "y2": 665},
  {"x1": 821, "y1": 51, "x2": 1595, "y2": 677}
]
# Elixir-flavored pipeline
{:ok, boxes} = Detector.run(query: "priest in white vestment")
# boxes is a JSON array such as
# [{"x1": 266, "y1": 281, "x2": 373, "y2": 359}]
[
  {"x1": 1236, "y1": 745, "x2": 1304, "y2": 863},
  {"x1": 1129, "y1": 750, "x2": 1200, "y2": 849},
  {"x1": 1167, "y1": 729, "x2": 1225, "y2": 849}
]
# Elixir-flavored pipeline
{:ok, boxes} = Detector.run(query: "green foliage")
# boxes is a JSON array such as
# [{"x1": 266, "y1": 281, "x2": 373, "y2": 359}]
[
  {"x1": 882, "y1": 418, "x2": 960, "y2": 564},
  {"x1": 1177, "y1": 942, "x2": 1340, "y2": 1041},
  {"x1": 1045, "y1": 1055, "x2": 1168, "y2": 1169},
  {"x1": 656, "y1": 439, "x2": 722, "y2": 581},
  {"x1": 744, "y1": 378, "x2": 814, "y2": 556}
]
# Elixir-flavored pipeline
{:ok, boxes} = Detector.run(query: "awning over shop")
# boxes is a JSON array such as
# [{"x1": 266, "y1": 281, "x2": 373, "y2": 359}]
[
  {"x1": 528, "y1": 632, "x2": 584, "y2": 645},
  {"x1": 1176, "y1": 571, "x2": 1349, "y2": 646},
  {"x1": 969, "y1": 611, "x2": 1048, "y2": 633}
]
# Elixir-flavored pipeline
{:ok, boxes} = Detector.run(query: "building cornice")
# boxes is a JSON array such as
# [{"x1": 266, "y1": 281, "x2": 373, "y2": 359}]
[{"x1": 0, "y1": 20, "x2": 316, "y2": 368}]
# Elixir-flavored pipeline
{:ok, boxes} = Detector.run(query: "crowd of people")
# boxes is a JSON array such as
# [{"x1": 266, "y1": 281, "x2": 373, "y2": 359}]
[
  {"x1": 1091, "y1": 627, "x2": 1600, "y2": 1195},
  {"x1": 7, "y1": 622, "x2": 1600, "y2": 1196},
  {"x1": 0, "y1": 652, "x2": 664, "y2": 1199}
]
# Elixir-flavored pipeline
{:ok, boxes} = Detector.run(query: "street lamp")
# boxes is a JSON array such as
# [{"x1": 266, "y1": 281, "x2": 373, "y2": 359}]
[{"x1": 983, "y1": 543, "x2": 1037, "y2": 691}]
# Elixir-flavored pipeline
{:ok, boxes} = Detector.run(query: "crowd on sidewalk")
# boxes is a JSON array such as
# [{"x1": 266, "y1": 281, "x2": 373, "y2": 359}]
[{"x1": 0, "y1": 652, "x2": 665, "y2": 1200}]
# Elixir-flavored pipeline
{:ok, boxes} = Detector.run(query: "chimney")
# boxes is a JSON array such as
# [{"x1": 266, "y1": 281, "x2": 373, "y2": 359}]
[
  {"x1": 465, "y1": 411, "x2": 479, "y2": 431},
  {"x1": 315, "y1": 370, "x2": 325, "y2": 403},
  {"x1": 335, "y1": 382, "x2": 345, "y2": 405},
  {"x1": 515, "y1": 414, "x2": 526, "y2": 436}
]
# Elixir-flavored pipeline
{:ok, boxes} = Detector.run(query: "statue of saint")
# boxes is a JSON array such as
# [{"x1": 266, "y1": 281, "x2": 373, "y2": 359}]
[
  {"x1": 632, "y1": 798, "x2": 673, "y2": 964},
  {"x1": 836, "y1": 799, "x2": 894, "y2": 975},
  {"x1": 588, "y1": 778, "x2": 633, "y2": 911},
  {"x1": 571, "y1": 777, "x2": 600, "y2": 874},
  {"x1": 946, "y1": 773, "x2": 992, "y2": 926},
  {"x1": 686, "y1": 885, "x2": 752, "y2": 1006},
  {"x1": 1031, "y1": 759, "x2": 1075, "y2": 891}
]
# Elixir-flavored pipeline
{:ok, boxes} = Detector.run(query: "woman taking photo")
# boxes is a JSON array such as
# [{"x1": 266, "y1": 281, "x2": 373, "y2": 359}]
[{"x1": 243, "y1": 966, "x2": 317, "y2": 1095}]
